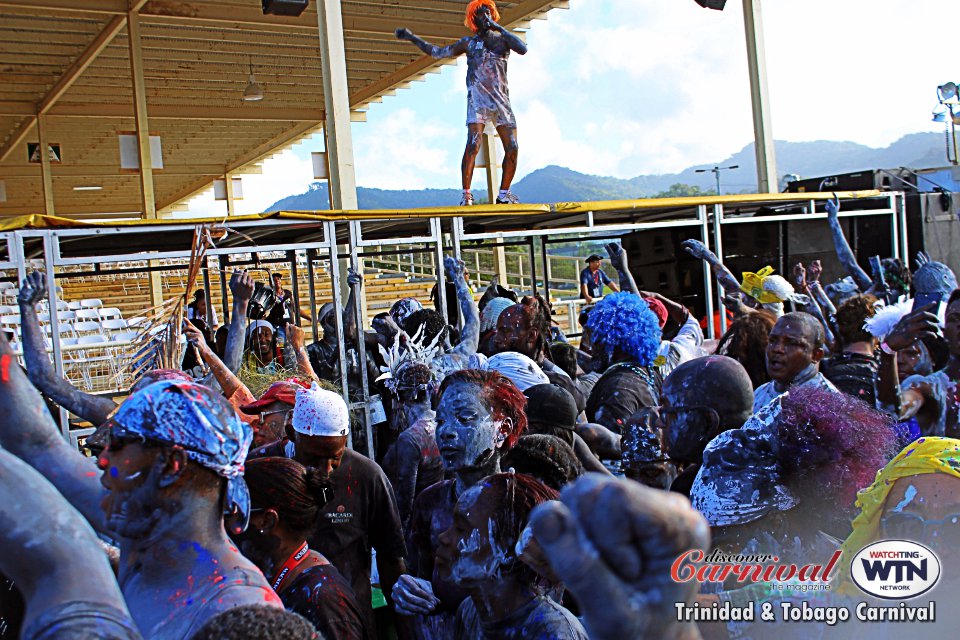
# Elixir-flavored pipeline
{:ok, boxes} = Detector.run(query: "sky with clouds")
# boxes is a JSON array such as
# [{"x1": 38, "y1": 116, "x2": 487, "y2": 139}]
[{"x1": 183, "y1": 0, "x2": 955, "y2": 215}]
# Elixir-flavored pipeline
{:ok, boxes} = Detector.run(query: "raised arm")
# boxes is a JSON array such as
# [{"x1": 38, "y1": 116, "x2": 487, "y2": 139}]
[
  {"x1": 222, "y1": 269, "x2": 255, "y2": 374},
  {"x1": 0, "y1": 449, "x2": 135, "y2": 639},
  {"x1": 342, "y1": 268, "x2": 362, "y2": 344},
  {"x1": 395, "y1": 28, "x2": 468, "y2": 59},
  {"x1": 488, "y1": 19, "x2": 527, "y2": 54},
  {"x1": 605, "y1": 242, "x2": 638, "y2": 295},
  {"x1": 641, "y1": 290, "x2": 704, "y2": 350},
  {"x1": 681, "y1": 239, "x2": 742, "y2": 295},
  {"x1": 876, "y1": 305, "x2": 940, "y2": 419},
  {"x1": 792, "y1": 262, "x2": 835, "y2": 350},
  {"x1": 825, "y1": 195, "x2": 871, "y2": 291},
  {"x1": 0, "y1": 329, "x2": 107, "y2": 533},
  {"x1": 184, "y1": 320, "x2": 247, "y2": 399},
  {"x1": 17, "y1": 272, "x2": 117, "y2": 426},
  {"x1": 284, "y1": 322, "x2": 318, "y2": 383},
  {"x1": 447, "y1": 256, "x2": 480, "y2": 357}
]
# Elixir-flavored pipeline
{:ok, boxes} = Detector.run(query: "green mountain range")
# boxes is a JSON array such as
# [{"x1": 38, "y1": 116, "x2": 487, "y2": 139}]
[{"x1": 266, "y1": 132, "x2": 949, "y2": 210}]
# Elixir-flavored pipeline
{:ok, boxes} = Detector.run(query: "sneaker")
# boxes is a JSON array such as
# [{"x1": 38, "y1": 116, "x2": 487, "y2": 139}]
[
  {"x1": 495, "y1": 191, "x2": 520, "y2": 204},
  {"x1": 460, "y1": 192, "x2": 474, "y2": 206}
]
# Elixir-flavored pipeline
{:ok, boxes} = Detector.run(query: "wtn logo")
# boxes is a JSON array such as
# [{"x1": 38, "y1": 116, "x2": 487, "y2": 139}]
[
  {"x1": 851, "y1": 541, "x2": 941, "y2": 600},
  {"x1": 861, "y1": 559, "x2": 927, "y2": 583}
]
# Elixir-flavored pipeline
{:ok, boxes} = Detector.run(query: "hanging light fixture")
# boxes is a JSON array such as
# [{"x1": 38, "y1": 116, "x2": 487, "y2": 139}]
[{"x1": 242, "y1": 58, "x2": 264, "y2": 102}]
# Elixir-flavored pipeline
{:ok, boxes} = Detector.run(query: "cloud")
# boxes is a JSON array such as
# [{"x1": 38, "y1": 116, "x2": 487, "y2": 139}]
[
  {"x1": 353, "y1": 107, "x2": 459, "y2": 190},
  {"x1": 181, "y1": 0, "x2": 954, "y2": 210}
]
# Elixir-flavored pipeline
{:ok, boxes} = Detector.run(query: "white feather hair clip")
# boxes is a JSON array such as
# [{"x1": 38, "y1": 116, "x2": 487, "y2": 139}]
[{"x1": 864, "y1": 298, "x2": 913, "y2": 340}]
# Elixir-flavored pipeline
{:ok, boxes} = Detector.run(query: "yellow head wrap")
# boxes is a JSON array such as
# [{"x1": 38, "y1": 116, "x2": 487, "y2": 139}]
[
  {"x1": 836, "y1": 436, "x2": 960, "y2": 594},
  {"x1": 741, "y1": 266, "x2": 785, "y2": 304}
]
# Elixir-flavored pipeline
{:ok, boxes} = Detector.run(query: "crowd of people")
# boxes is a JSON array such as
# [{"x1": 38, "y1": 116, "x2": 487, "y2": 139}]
[{"x1": 1, "y1": 194, "x2": 959, "y2": 639}]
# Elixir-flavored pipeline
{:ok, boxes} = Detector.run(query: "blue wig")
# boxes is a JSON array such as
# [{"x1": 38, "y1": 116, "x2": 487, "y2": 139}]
[{"x1": 586, "y1": 293, "x2": 662, "y2": 366}]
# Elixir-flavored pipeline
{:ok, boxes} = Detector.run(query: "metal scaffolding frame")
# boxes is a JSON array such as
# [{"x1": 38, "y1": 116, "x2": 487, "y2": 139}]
[
  {"x1": 6, "y1": 218, "x2": 348, "y2": 449},
  {"x1": 1, "y1": 191, "x2": 907, "y2": 449}
]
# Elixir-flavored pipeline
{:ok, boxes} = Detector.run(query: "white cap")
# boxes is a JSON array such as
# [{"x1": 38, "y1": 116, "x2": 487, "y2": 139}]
[
  {"x1": 292, "y1": 382, "x2": 349, "y2": 437},
  {"x1": 246, "y1": 319, "x2": 274, "y2": 339},
  {"x1": 485, "y1": 351, "x2": 549, "y2": 391}
]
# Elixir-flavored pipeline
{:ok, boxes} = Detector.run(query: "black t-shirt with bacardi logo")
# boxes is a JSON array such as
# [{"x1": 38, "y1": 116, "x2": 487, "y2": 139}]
[{"x1": 248, "y1": 441, "x2": 406, "y2": 636}]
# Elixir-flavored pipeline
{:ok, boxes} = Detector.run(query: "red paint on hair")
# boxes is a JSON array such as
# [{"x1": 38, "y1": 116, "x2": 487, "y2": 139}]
[{"x1": 438, "y1": 369, "x2": 527, "y2": 449}]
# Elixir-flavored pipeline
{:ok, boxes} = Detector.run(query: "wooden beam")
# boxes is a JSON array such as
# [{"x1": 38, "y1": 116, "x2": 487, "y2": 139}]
[
  {"x1": 155, "y1": 121, "x2": 319, "y2": 211},
  {"x1": 318, "y1": 0, "x2": 357, "y2": 210},
  {"x1": 0, "y1": 15, "x2": 128, "y2": 161},
  {"x1": 39, "y1": 16, "x2": 127, "y2": 114},
  {"x1": 0, "y1": 117, "x2": 36, "y2": 163},
  {"x1": 0, "y1": 102, "x2": 325, "y2": 121},
  {"x1": 127, "y1": 11, "x2": 155, "y2": 219},
  {"x1": 0, "y1": 0, "x2": 126, "y2": 14},
  {"x1": 36, "y1": 114, "x2": 55, "y2": 215},
  {"x1": 224, "y1": 171, "x2": 236, "y2": 216},
  {"x1": 0, "y1": 163, "x2": 264, "y2": 178}
]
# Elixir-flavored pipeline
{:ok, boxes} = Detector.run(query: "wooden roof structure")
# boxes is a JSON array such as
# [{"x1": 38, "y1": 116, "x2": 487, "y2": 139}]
[{"x1": 0, "y1": 0, "x2": 566, "y2": 218}]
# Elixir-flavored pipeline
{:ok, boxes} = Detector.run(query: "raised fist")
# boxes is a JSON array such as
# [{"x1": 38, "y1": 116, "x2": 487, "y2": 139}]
[{"x1": 17, "y1": 271, "x2": 47, "y2": 308}]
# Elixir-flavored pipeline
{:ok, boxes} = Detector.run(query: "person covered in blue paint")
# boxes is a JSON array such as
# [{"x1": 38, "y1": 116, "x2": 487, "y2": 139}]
[
  {"x1": 0, "y1": 336, "x2": 282, "y2": 640},
  {"x1": 396, "y1": 0, "x2": 527, "y2": 206}
]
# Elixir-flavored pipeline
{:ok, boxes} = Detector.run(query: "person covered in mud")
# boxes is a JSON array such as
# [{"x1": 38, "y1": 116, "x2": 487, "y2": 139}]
[
  {"x1": 0, "y1": 447, "x2": 141, "y2": 640},
  {"x1": 584, "y1": 292, "x2": 664, "y2": 433},
  {"x1": 237, "y1": 457, "x2": 367, "y2": 639},
  {"x1": 825, "y1": 194, "x2": 911, "y2": 303},
  {"x1": 393, "y1": 369, "x2": 527, "y2": 637},
  {"x1": 238, "y1": 378, "x2": 310, "y2": 450},
  {"x1": 491, "y1": 295, "x2": 585, "y2": 411},
  {"x1": 0, "y1": 337, "x2": 282, "y2": 640},
  {"x1": 691, "y1": 384, "x2": 897, "y2": 561},
  {"x1": 878, "y1": 289, "x2": 960, "y2": 438},
  {"x1": 751, "y1": 312, "x2": 838, "y2": 412},
  {"x1": 396, "y1": 0, "x2": 527, "y2": 206},
  {"x1": 249, "y1": 382, "x2": 407, "y2": 638},
  {"x1": 437, "y1": 472, "x2": 588, "y2": 639},
  {"x1": 307, "y1": 268, "x2": 379, "y2": 400},
  {"x1": 523, "y1": 382, "x2": 611, "y2": 475},
  {"x1": 379, "y1": 353, "x2": 445, "y2": 529},
  {"x1": 652, "y1": 355, "x2": 755, "y2": 496}
]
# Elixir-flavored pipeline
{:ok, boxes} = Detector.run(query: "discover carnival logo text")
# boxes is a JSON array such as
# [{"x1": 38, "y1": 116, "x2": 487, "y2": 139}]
[{"x1": 672, "y1": 541, "x2": 940, "y2": 625}]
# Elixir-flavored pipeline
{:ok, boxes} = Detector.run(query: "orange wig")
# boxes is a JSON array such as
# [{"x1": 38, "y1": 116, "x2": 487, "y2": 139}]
[{"x1": 464, "y1": 0, "x2": 500, "y2": 33}]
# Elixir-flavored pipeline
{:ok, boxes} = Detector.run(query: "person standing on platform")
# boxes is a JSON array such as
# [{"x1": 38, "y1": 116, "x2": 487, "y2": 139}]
[{"x1": 396, "y1": 0, "x2": 527, "y2": 206}]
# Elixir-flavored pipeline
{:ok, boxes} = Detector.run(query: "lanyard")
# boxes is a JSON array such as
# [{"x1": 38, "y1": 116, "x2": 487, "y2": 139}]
[{"x1": 272, "y1": 541, "x2": 309, "y2": 593}]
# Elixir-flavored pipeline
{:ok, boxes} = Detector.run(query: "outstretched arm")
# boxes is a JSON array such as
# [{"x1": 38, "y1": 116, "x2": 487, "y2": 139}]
[
  {"x1": 447, "y1": 256, "x2": 480, "y2": 357},
  {"x1": 681, "y1": 239, "x2": 742, "y2": 295},
  {"x1": 0, "y1": 449, "x2": 135, "y2": 638},
  {"x1": 395, "y1": 28, "x2": 468, "y2": 59},
  {"x1": 222, "y1": 270, "x2": 255, "y2": 374},
  {"x1": 605, "y1": 242, "x2": 638, "y2": 294},
  {"x1": 0, "y1": 329, "x2": 107, "y2": 533},
  {"x1": 184, "y1": 320, "x2": 247, "y2": 399},
  {"x1": 17, "y1": 272, "x2": 117, "y2": 426},
  {"x1": 825, "y1": 195, "x2": 871, "y2": 291}
]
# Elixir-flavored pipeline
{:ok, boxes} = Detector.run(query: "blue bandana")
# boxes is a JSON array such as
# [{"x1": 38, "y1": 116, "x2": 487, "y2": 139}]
[{"x1": 108, "y1": 380, "x2": 253, "y2": 532}]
